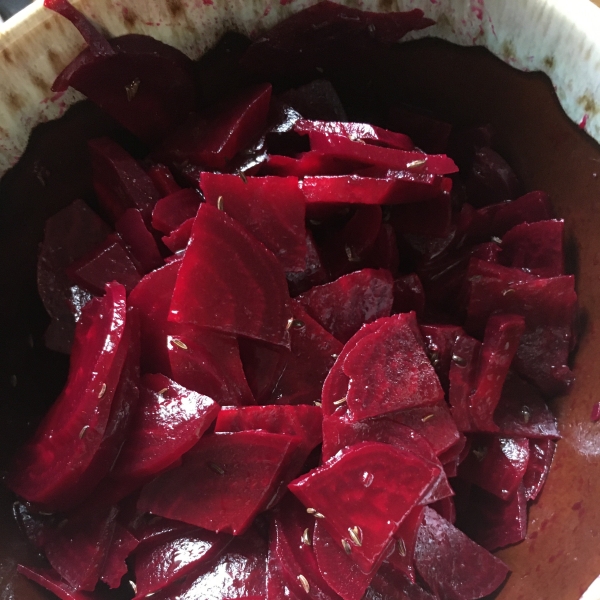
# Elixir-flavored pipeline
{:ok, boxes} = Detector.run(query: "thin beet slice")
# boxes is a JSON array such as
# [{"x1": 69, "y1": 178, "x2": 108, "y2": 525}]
[
  {"x1": 267, "y1": 533, "x2": 304, "y2": 600},
  {"x1": 414, "y1": 507, "x2": 509, "y2": 600},
  {"x1": 169, "y1": 204, "x2": 292, "y2": 348},
  {"x1": 17, "y1": 566, "x2": 95, "y2": 600},
  {"x1": 88, "y1": 137, "x2": 161, "y2": 223},
  {"x1": 134, "y1": 528, "x2": 232, "y2": 597},
  {"x1": 287, "y1": 232, "x2": 328, "y2": 297},
  {"x1": 458, "y1": 436, "x2": 529, "y2": 501},
  {"x1": 419, "y1": 324, "x2": 463, "y2": 392},
  {"x1": 156, "y1": 84, "x2": 272, "y2": 170},
  {"x1": 111, "y1": 373, "x2": 219, "y2": 483},
  {"x1": 448, "y1": 333, "x2": 481, "y2": 432},
  {"x1": 115, "y1": 208, "x2": 164, "y2": 273},
  {"x1": 261, "y1": 151, "x2": 354, "y2": 177},
  {"x1": 147, "y1": 163, "x2": 182, "y2": 196},
  {"x1": 8, "y1": 283, "x2": 128, "y2": 511},
  {"x1": 162, "y1": 218, "x2": 194, "y2": 254},
  {"x1": 297, "y1": 268, "x2": 393, "y2": 343},
  {"x1": 100, "y1": 523, "x2": 139, "y2": 589},
  {"x1": 343, "y1": 313, "x2": 444, "y2": 421},
  {"x1": 468, "y1": 314, "x2": 525, "y2": 432},
  {"x1": 392, "y1": 274, "x2": 425, "y2": 316},
  {"x1": 201, "y1": 173, "x2": 307, "y2": 272},
  {"x1": 289, "y1": 441, "x2": 440, "y2": 572},
  {"x1": 523, "y1": 439, "x2": 556, "y2": 501},
  {"x1": 385, "y1": 506, "x2": 424, "y2": 584},
  {"x1": 138, "y1": 432, "x2": 300, "y2": 534},
  {"x1": 134, "y1": 517, "x2": 198, "y2": 551},
  {"x1": 500, "y1": 219, "x2": 565, "y2": 277},
  {"x1": 151, "y1": 189, "x2": 202, "y2": 235}
]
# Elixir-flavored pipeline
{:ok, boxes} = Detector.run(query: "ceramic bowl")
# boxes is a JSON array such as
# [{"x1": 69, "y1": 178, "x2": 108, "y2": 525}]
[{"x1": 2, "y1": 1, "x2": 600, "y2": 599}]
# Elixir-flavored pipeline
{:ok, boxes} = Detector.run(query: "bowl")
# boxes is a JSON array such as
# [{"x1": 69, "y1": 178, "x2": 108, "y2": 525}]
[{"x1": 2, "y1": 1, "x2": 600, "y2": 599}]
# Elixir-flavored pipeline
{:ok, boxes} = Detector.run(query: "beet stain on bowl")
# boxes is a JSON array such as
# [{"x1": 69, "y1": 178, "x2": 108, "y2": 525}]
[{"x1": 2, "y1": 1, "x2": 600, "y2": 600}]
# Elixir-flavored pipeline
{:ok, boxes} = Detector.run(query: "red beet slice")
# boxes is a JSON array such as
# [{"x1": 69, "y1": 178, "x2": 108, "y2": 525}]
[
  {"x1": 151, "y1": 189, "x2": 202, "y2": 235},
  {"x1": 100, "y1": 523, "x2": 139, "y2": 589},
  {"x1": 343, "y1": 313, "x2": 444, "y2": 421},
  {"x1": 134, "y1": 516, "x2": 198, "y2": 551},
  {"x1": 111, "y1": 373, "x2": 219, "y2": 483},
  {"x1": 238, "y1": 337, "x2": 286, "y2": 404},
  {"x1": 201, "y1": 173, "x2": 307, "y2": 272},
  {"x1": 289, "y1": 441, "x2": 440, "y2": 572},
  {"x1": 392, "y1": 274, "x2": 425, "y2": 316},
  {"x1": 367, "y1": 562, "x2": 436, "y2": 600},
  {"x1": 469, "y1": 314, "x2": 525, "y2": 432},
  {"x1": 459, "y1": 436, "x2": 529, "y2": 501},
  {"x1": 17, "y1": 566, "x2": 95, "y2": 600},
  {"x1": 523, "y1": 439, "x2": 556, "y2": 501},
  {"x1": 169, "y1": 204, "x2": 293, "y2": 348},
  {"x1": 162, "y1": 218, "x2": 194, "y2": 254},
  {"x1": 8, "y1": 283, "x2": 128, "y2": 511},
  {"x1": 262, "y1": 151, "x2": 354, "y2": 177},
  {"x1": 414, "y1": 507, "x2": 509, "y2": 600},
  {"x1": 267, "y1": 535, "x2": 304, "y2": 600},
  {"x1": 419, "y1": 324, "x2": 463, "y2": 392},
  {"x1": 138, "y1": 432, "x2": 300, "y2": 534},
  {"x1": 88, "y1": 137, "x2": 161, "y2": 223},
  {"x1": 448, "y1": 332, "x2": 481, "y2": 432},
  {"x1": 134, "y1": 528, "x2": 232, "y2": 597},
  {"x1": 431, "y1": 496, "x2": 457, "y2": 525},
  {"x1": 147, "y1": 163, "x2": 182, "y2": 196},
  {"x1": 385, "y1": 506, "x2": 424, "y2": 584},
  {"x1": 500, "y1": 219, "x2": 565, "y2": 277},
  {"x1": 156, "y1": 84, "x2": 272, "y2": 170},
  {"x1": 297, "y1": 268, "x2": 393, "y2": 343},
  {"x1": 115, "y1": 208, "x2": 164, "y2": 273},
  {"x1": 287, "y1": 232, "x2": 328, "y2": 297}
]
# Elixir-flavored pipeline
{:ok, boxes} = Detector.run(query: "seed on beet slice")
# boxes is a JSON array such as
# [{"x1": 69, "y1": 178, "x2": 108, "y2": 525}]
[
  {"x1": 151, "y1": 189, "x2": 202, "y2": 235},
  {"x1": 17, "y1": 565, "x2": 95, "y2": 600},
  {"x1": 523, "y1": 439, "x2": 556, "y2": 501},
  {"x1": 385, "y1": 506, "x2": 425, "y2": 584},
  {"x1": 414, "y1": 507, "x2": 509, "y2": 600},
  {"x1": 297, "y1": 268, "x2": 393, "y2": 344},
  {"x1": 115, "y1": 208, "x2": 164, "y2": 273},
  {"x1": 200, "y1": 173, "x2": 307, "y2": 272},
  {"x1": 289, "y1": 441, "x2": 441, "y2": 572},
  {"x1": 100, "y1": 523, "x2": 139, "y2": 589},
  {"x1": 138, "y1": 432, "x2": 300, "y2": 534},
  {"x1": 169, "y1": 204, "x2": 293, "y2": 348}
]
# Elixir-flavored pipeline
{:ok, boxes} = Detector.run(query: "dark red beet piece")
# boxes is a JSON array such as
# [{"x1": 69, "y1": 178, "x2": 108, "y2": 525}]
[
  {"x1": 387, "y1": 105, "x2": 452, "y2": 154},
  {"x1": 385, "y1": 506, "x2": 424, "y2": 583},
  {"x1": 297, "y1": 268, "x2": 393, "y2": 343},
  {"x1": 238, "y1": 337, "x2": 286, "y2": 403},
  {"x1": 367, "y1": 562, "x2": 436, "y2": 600},
  {"x1": 37, "y1": 200, "x2": 111, "y2": 353},
  {"x1": 163, "y1": 218, "x2": 193, "y2": 254},
  {"x1": 431, "y1": 496, "x2": 457, "y2": 525},
  {"x1": 100, "y1": 523, "x2": 139, "y2": 589},
  {"x1": 138, "y1": 432, "x2": 300, "y2": 534},
  {"x1": 289, "y1": 442, "x2": 440, "y2": 572},
  {"x1": 500, "y1": 219, "x2": 565, "y2": 277},
  {"x1": 134, "y1": 528, "x2": 232, "y2": 598},
  {"x1": 469, "y1": 314, "x2": 525, "y2": 432},
  {"x1": 448, "y1": 332, "x2": 481, "y2": 432},
  {"x1": 201, "y1": 173, "x2": 307, "y2": 272},
  {"x1": 523, "y1": 439, "x2": 556, "y2": 501},
  {"x1": 147, "y1": 163, "x2": 182, "y2": 196},
  {"x1": 343, "y1": 313, "x2": 444, "y2": 421},
  {"x1": 266, "y1": 534, "x2": 304, "y2": 600},
  {"x1": 287, "y1": 232, "x2": 328, "y2": 297},
  {"x1": 156, "y1": 84, "x2": 272, "y2": 170},
  {"x1": 115, "y1": 208, "x2": 164, "y2": 273},
  {"x1": 111, "y1": 373, "x2": 219, "y2": 483},
  {"x1": 279, "y1": 79, "x2": 348, "y2": 121},
  {"x1": 17, "y1": 566, "x2": 95, "y2": 600},
  {"x1": 261, "y1": 150, "x2": 355, "y2": 178},
  {"x1": 390, "y1": 193, "x2": 453, "y2": 238},
  {"x1": 459, "y1": 436, "x2": 529, "y2": 501},
  {"x1": 88, "y1": 137, "x2": 161, "y2": 223},
  {"x1": 134, "y1": 517, "x2": 198, "y2": 551},
  {"x1": 392, "y1": 274, "x2": 425, "y2": 316},
  {"x1": 151, "y1": 189, "x2": 202, "y2": 234},
  {"x1": 8, "y1": 283, "x2": 128, "y2": 511},
  {"x1": 169, "y1": 204, "x2": 293, "y2": 348},
  {"x1": 365, "y1": 223, "x2": 400, "y2": 274},
  {"x1": 414, "y1": 508, "x2": 509, "y2": 600},
  {"x1": 419, "y1": 324, "x2": 462, "y2": 392}
]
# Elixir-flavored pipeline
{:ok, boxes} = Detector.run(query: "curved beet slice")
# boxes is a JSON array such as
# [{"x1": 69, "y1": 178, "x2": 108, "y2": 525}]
[
  {"x1": 115, "y1": 208, "x2": 164, "y2": 273},
  {"x1": 267, "y1": 536, "x2": 304, "y2": 600},
  {"x1": 147, "y1": 163, "x2": 182, "y2": 196},
  {"x1": 262, "y1": 152, "x2": 352, "y2": 178},
  {"x1": 151, "y1": 189, "x2": 202, "y2": 235},
  {"x1": 100, "y1": 523, "x2": 139, "y2": 589},
  {"x1": 523, "y1": 439, "x2": 556, "y2": 501},
  {"x1": 289, "y1": 442, "x2": 440, "y2": 572},
  {"x1": 169, "y1": 204, "x2": 292, "y2": 348},
  {"x1": 111, "y1": 373, "x2": 219, "y2": 483},
  {"x1": 138, "y1": 432, "x2": 299, "y2": 534},
  {"x1": 134, "y1": 517, "x2": 198, "y2": 551},
  {"x1": 8, "y1": 283, "x2": 128, "y2": 511},
  {"x1": 297, "y1": 269, "x2": 393, "y2": 343},
  {"x1": 367, "y1": 562, "x2": 436, "y2": 600},
  {"x1": 162, "y1": 218, "x2": 194, "y2": 254},
  {"x1": 385, "y1": 506, "x2": 424, "y2": 584},
  {"x1": 201, "y1": 173, "x2": 307, "y2": 272},
  {"x1": 414, "y1": 507, "x2": 509, "y2": 600},
  {"x1": 17, "y1": 566, "x2": 95, "y2": 600}
]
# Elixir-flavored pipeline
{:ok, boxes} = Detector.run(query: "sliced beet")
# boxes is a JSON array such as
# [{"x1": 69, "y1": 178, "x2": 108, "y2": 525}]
[
  {"x1": 267, "y1": 534, "x2": 304, "y2": 600},
  {"x1": 134, "y1": 528, "x2": 232, "y2": 597},
  {"x1": 385, "y1": 506, "x2": 424, "y2": 583},
  {"x1": 289, "y1": 441, "x2": 440, "y2": 572},
  {"x1": 169, "y1": 204, "x2": 293, "y2": 348},
  {"x1": 468, "y1": 314, "x2": 525, "y2": 432},
  {"x1": 162, "y1": 218, "x2": 194, "y2": 254},
  {"x1": 286, "y1": 232, "x2": 328, "y2": 297},
  {"x1": 500, "y1": 219, "x2": 565, "y2": 277},
  {"x1": 88, "y1": 137, "x2": 161, "y2": 223},
  {"x1": 419, "y1": 324, "x2": 462, "y2": 391},
  {"x1": 365, "y1": 223, "x2": 400, "y2": 274},
  {"x1": 414, "y1": 507, "x2": 509, "y2": 600},
  {"x1": 134, "y1": 516, "x2": 198, "y2": 551},
  {"x1": 151, "y1": 189, "x2": 202, "y2": 235},
  {"x1": 147, "y1": 163, "x2": 182, "y2": 196},
  {"x1": 138, "y1": 432, "x2": 300, "y2": 534},
  {"x1": 458, "y1": 436, "x2": 529, "y2": 501},
  {"x1": 200, "y1": 173, "x2": 307, "y2": 272},
  {"x1": 111, "y1": 373, "x2": 219, "y2": 483},
  {"x1": 8, "y1": 283, "x2": 128, "y2": 511},
  {"x1": 262, "y1": 151, "x2": 354, "y2": 177},
  {"x1": 155, "y1": 84, "x2": 272, "y2": 170},
  {"x1": 392, "y1": 274, "x2": 425, "y2": 316},
  {"x1": 448, "y1": 332, "x2": 481, "y2": 432},
  {"x1": 297, "y1": 268, "x2": 393, "y2": 343},
  {"x1": 368, "y1": 562, "x2": 436, "y2": 600},
  {"x1": 115, "y1": 208, "x2": 164, "y2": 273},
  {"x1": 238, "y1": 337, "x2": 286, "y2": 403},
  {"x1": 100, "y1": 523, "x2": 139, "y2": 589},
  {"x1": 343, "y1": 313, "x2": 444, "y2": 421},
  {"x1": 17, "y1": 566, "x2": 95, "y2": 600},
  {"x1": 523, "y1": 439, "x2": 556, "y2": 501},
  {"x1": 430, "y1": 496, "x2": 457, "y2": 525}
]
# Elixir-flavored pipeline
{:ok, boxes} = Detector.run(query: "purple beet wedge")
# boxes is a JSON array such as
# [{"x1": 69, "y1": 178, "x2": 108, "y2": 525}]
[
  {"x1": 288, "y1": 441, "x2": 440, "y2": 572},
  {"x1": 17, "y1": 566, "x2": 95, "y2": 600},
  {"x1": 342, "y1": 313, "x2": 444, "y2": 421},
  {"x1": 8, "y1": 283, "x2": 128, "y2": 512},
  {"x1": 201, "y1": 173, "x2": 307, "y2": 272},
  {"x1": 468, "y1": 314, "x2": 525, "y2": 432},
  {"x1": 297, "y1": 269, "x2": 393, "y2": 343},
  {"x1": 238, "y1": 337, "x2": 286, "y2": 403},
  {"x1": 448, "y1": 333, "x2": 481, "y2": 432},
  {"x1": 133, "y1": 528, "x2": 232, "y2": 598},
  {"x1": 169, "y1": 204, "x2": 293, "y2": 348},
  {"x1": 100, "y1": 524, "x2": 139, "y2": 589},
  {"x1": 385, "y1": 506, "x2": 424, "y2": 584},
  {"x1": 151, "y1": 189, "x2": 202, "y2": 234},
  {"x1": 523, "y1": 439, "x2": 556, "y2": 501},
  {"x1": 138, "y1": 432, "x2": 300, "y2": 534},
  {"x1": 414, "y1": 507, "x2": 509, "y2": 600},
  {"x1": 115, "y1": 208, "x2": 164, "y2": 273}
]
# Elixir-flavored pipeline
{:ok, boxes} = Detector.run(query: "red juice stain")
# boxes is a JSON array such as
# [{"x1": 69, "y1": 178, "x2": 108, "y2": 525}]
[{"x1": 580, "y1": 114, "x2": 588, "y2": 129}]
